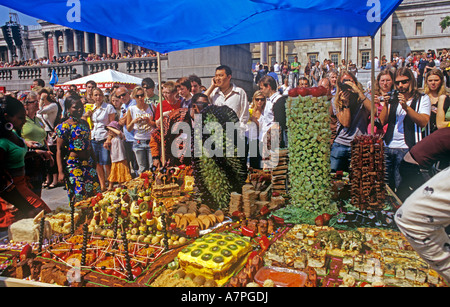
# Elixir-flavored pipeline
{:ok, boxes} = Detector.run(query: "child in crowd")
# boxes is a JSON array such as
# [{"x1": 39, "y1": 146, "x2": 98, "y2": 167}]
[{"x1": 106, "y1": 121, "x2": 131, "y2": 190}]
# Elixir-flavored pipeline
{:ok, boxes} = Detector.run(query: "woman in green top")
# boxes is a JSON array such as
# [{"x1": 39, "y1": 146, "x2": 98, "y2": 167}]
[
  {"x1": 0, "y1": 96, "x2": 51, "y2": 227},
  {"x1": 22, "y1": 91, "x2": 54, "y2": 196}
]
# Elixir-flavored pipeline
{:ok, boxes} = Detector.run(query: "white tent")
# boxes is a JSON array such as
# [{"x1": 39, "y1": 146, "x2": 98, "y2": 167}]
[{"x1": 57, "y1": 69, "x2": 143, "y2": 92}]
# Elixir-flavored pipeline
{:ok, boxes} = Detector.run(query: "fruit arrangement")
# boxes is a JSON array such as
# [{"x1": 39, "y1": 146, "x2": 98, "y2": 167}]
[
  {"x1": 87, "y1": 187, "x2": 186, "y2": 246},
  {"x1": 192, "y1": 105, "x2": 247, "y2": 210},
  {"x1": 288, "y1": 86, "x2": 328, "y2": 98},
  {"x1": 286, "y1": 92, "x2": 332, "y2": 212}
]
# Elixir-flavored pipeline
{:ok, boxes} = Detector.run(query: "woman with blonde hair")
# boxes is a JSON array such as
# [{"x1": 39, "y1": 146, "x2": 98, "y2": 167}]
[
  {"x1": 424, "y1": 68, "x2": 450, "y2": 131},
  {"x1": 126, "y1": 86, "x2": 155, "y2": 175},
  {"x1": 248, "y1": 90, "x2": 265, "y2": 169},
  {"x1": 89, "y1": 87, "x2": 116, "y2": 191},
  {"x1": 368, "y1": 69, "x2": 395, "y2": 135}
]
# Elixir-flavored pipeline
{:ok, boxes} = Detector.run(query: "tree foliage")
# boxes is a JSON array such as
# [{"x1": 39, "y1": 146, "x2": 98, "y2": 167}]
[{"x1": 440, "y1": 16, "x2": 450, "y2": 30}]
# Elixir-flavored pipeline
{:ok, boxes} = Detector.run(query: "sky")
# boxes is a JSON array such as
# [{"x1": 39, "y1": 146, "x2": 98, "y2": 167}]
[{"x1": 0, "y1": 5, "x2": 39, "y2": 26}]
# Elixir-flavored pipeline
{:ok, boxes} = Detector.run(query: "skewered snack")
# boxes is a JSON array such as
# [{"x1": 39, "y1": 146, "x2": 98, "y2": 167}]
[{"x1": 350, "y1": 135, "x2": 386, "y2": 210}]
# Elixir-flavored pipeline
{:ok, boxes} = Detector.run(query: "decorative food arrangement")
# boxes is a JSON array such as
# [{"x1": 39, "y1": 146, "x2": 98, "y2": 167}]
[{"x1": 0, "y1": 91, "x2": 447, "y2": 288}]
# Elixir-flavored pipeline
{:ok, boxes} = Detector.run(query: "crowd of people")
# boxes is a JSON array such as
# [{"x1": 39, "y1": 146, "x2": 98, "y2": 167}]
[
  {"x1": 253, "y1": 48, "x2": 450, "y2": 91},
  {"x1": 0, "y1": 68, "x2": 255, "y2": 230},
  {"x1": 0, "y1": 47, "x2": 161, "y2": 68}
]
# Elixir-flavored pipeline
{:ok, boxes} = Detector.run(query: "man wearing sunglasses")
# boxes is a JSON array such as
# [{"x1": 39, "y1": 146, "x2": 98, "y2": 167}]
[{"x1": 379, "y1": 67, "x2": 431, "y2": 192}]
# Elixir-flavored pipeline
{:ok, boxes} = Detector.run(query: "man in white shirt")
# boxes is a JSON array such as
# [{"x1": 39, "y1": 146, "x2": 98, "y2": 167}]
[
  {"x1": 379, "y1": 67, "x2": 431, "y2": 191},
  {"x1": 205, "y1": 65, "x2": 249, "y2": 135}
]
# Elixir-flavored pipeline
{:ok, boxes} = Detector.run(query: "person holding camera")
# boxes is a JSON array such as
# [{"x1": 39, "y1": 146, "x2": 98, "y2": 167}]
[
  {"x1": 330, "y1": 70, "x2": 372, "y2": 172},
  {"x1": 379, "y1": 67, "x2": 431, "y2": 192},
  {"x1": 368, "y1": 69, "x2": 395, "y2": 135}
]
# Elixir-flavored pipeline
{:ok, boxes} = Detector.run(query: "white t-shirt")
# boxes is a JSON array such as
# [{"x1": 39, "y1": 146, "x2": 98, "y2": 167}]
[
  {"x1": 128, "y1": 104, "x2": 154, "y2": 140},
  {"x1": 91, "y1": 102, "x2": 116, "y2": 141},
  {"x1": 387, "y1": 94, "x2": 431, "y2": 149}
]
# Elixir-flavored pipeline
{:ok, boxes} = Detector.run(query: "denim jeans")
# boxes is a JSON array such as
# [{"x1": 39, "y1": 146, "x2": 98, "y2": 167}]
[
  {"x1": 330, "y1": 142, "x2": 351, "y2": 172},
  {"x1": 385, "y1": 147, "x2": 409, "y2": 191},
  {"x1": 91, "y1": 139, "x2": 111, "y2": 165},
  {"x1": 133, "y1": 140, "x2": 152, "y2": 175},
  {"x1": 291, "y1": 72, "x2": 299, "y2": 88}
]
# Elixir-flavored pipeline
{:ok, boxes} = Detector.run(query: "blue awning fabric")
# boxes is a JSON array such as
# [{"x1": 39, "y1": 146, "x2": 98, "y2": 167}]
[{"x1": 1, "y1": 0, "x2": 403, "y2": 53}]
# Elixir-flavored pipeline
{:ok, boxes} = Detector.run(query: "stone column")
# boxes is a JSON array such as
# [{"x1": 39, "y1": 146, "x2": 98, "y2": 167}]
[
  {"x1": 62, "y1": 29, "x2": 68, "y2": 53},
  {"x1": 52, "y1": 31, "x2": 59, "y2": 59},
  {"x1": 95, "y1": 33, "x2": 101, "y2": 55},
  {"x1": 260, "y1": 42, "x2": 267, "y2": 65},
  {"x1": 341, "y1": 37, "x2": 348, "y2": 64},
  {"x1": 7, "y1": 49, "x2": 13, "y2": 63},
  {"x1": 106, "y1": 37, "x2": 112, "y2": 55},
  {"x1": 119, "y1": 40, "x2": 125, "y2": 54},
  {"x1": 382, "y1": 15, "x2": 393, "y2": 62},
  {"x1": 84, "y1": 31, "x2": 90, "y2": 53},
  {"x1": 351, "y1": 37, "x2": 359, "y2": 66},
  {"x1": 42, "y1": 32, "x2": 49, "y2": 59},
  {"x1": 275, "y1": 41, "x2": 282, "y2": 64},
  {"x1": 73, "y1": 30, "x2": 80, "y2": 53}
]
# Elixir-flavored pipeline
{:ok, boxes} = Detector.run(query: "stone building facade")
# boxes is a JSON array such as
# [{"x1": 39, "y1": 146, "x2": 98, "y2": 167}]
[{"x1": 0, "y1": 19, "x2": 141, "y2": 62}]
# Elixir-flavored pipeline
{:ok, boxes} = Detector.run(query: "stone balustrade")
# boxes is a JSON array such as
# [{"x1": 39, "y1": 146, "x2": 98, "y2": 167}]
[{"x1": 0, "y1": 56, "x2": 166, "y2": 92}]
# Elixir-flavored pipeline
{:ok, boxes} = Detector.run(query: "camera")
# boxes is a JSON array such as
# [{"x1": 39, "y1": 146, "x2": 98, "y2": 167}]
[
  {"x1": 387, "y1": 89, "x2": 399, "y2": 104},
  {"x1": 338, "y1": 79, "x2": 353, "y2": 92}
]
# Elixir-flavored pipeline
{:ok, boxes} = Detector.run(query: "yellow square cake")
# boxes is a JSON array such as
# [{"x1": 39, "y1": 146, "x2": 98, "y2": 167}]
[{"x1": 177, "y1": 232, "x2": 252, "y2": 285}]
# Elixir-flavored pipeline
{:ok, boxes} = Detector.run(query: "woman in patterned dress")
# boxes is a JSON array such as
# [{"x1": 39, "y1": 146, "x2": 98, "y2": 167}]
[{"x1": 55, "y1": 94, "x2": 101, "y2": 205}]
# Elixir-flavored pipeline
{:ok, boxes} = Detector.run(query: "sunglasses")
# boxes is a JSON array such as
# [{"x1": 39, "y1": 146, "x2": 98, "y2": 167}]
[
  {"x1": 394, "y1": 79, "x2": 410, "y2": 85},
  {"x1": 116, "y1": 93, "x2": 127, "y2": 98},
  {"x1": 135, "y1": 94, "x2": 145, "y2": 98},
  {"x1": 255, "y1": 98, "x2": 265, "y2": 102},
  {"x1": 25, "y1": 100, "x2": 38, "y2": 104}
]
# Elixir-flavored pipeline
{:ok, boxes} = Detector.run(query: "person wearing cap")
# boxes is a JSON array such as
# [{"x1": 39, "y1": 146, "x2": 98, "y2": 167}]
[{"x1": 106, "y1": 121, "x2": 131, "y2": 191}]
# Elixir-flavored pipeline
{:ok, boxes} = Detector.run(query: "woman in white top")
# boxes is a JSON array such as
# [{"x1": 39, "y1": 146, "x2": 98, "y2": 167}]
[
  {"x1": 88, "y1": 88, "x2": 116, "y2": 191},
  {"x1": 126, "y1": 86, "x2": 156, "y2": 175},
  {"x1": 37, "y1": 87, "x2": 61, "y2": 189}
]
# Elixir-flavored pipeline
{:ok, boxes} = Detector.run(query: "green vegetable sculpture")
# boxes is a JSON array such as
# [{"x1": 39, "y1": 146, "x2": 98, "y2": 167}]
[
  {"x1": 286, "y1": 95, "x2": 332, "y2": 212},
  {"x1": 192, "y1": 105, "x2": 247, "y2": 210}
]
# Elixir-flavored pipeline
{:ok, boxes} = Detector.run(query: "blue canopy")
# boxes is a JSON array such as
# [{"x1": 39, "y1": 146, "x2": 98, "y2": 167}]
[{"x1": 0, "y1": 0, "x2": 403, "y2": 53}]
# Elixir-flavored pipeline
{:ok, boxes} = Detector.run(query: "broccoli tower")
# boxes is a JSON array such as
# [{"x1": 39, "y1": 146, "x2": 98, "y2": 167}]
[{"x1": 286, "y1": 95, "x2": 332, "y2": 212}]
